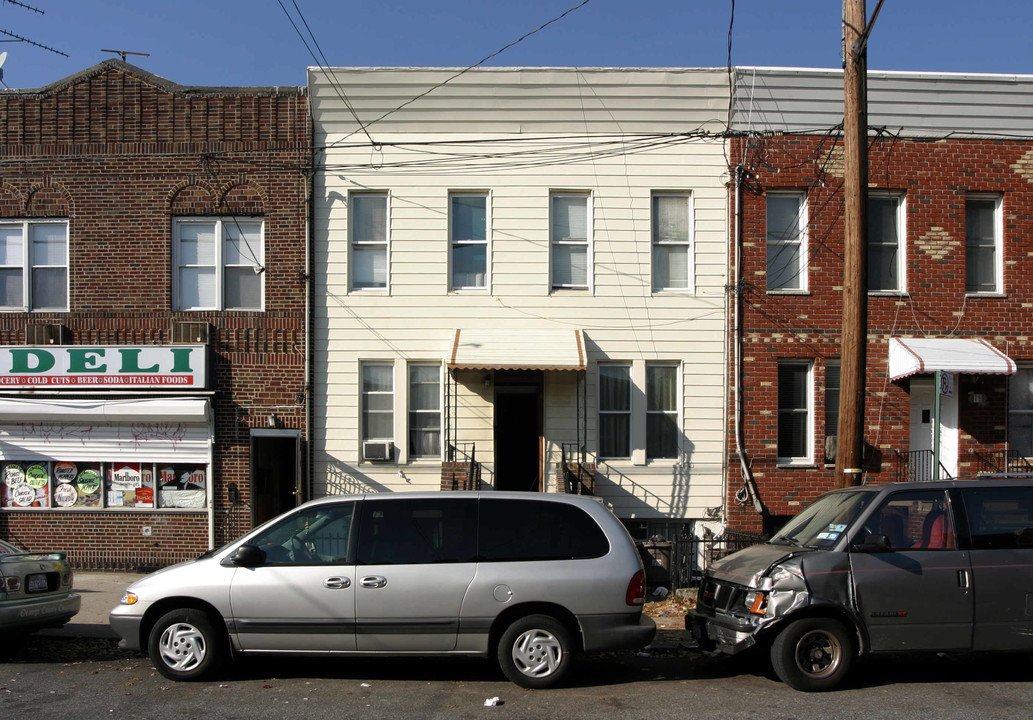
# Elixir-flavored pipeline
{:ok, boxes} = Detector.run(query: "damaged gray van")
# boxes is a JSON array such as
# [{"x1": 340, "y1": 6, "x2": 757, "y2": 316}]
[{"x1": 688, "y1": 478, "x2": 1033, "y2": 691}]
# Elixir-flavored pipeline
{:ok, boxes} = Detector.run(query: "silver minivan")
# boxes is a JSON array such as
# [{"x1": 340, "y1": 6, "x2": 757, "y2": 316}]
[
  {"x1": 688, "y1": 478, "x2": 1033, "y2": 691},
  {"x1": 110, "y1": 491, "x2": 655, "y2": 687}
]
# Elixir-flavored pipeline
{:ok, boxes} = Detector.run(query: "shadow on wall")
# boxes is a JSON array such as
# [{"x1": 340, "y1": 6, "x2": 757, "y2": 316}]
[
  {"x1": 595, "y1": 456, "x2": 696, "y2": 520},
  {"x1": 323, "y1": 463, "x2": 390, "y2": 495}
]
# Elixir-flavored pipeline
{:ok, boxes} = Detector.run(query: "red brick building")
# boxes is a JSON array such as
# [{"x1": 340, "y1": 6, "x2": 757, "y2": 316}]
[
  {"x1": 726, "y1": 68, "x2": 1033, "y2": 534},
  {"x1": 0, "y1": 60, "x2": 311, "y2": 569}
]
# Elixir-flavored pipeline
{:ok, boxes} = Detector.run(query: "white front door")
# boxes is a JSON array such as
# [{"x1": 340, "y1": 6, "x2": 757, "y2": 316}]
[{"x1": 909, "y1": 377, "x2": 959, "y2": 479}]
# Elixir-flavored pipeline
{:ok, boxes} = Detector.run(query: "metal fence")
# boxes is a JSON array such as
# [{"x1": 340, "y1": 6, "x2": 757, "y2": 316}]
[{"x1": 639, "y1": 530, "x2": 767, "y2": 589}]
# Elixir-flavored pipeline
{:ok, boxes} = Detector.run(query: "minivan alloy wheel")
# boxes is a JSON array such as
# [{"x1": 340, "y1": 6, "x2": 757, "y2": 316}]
[
  {"x1": 498, "y1": 614, "x2": 575, "y2": 688},
  {"x1": 148, "y1": 608, "x2": 225, "y2": 681}
]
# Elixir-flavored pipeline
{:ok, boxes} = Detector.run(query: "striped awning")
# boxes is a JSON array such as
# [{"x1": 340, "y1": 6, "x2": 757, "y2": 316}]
[
  {"x1": 888, "y1": 337, "x2": 1016, "y2": 381},
  {"x1": 448, "y1": 329, "x2": 585, "y2": 371}
]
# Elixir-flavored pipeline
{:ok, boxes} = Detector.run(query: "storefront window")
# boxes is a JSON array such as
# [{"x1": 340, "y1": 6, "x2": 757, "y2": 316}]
[{"x1": 2, "y1": 460, "x2": 207, "y2": 511}]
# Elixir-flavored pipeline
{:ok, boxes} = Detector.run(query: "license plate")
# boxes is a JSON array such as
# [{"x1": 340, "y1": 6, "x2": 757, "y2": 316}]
[{"x1": 27, "y1": 573, "x2": 49, "y2": 593}]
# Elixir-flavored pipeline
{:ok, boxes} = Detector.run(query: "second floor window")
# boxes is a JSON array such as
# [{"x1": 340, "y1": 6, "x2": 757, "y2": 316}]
[
  {"x1": 965, "y1": 195, "x2": 1002, "y2": 294},
  {"x1": 351, "y1": 193, "x2": 388, "y2": 291},
  {"x1": 174, "y1": 218, "x2": 264, "y2": 311},
  {"x1": 868, "y1": 194, "x2": 905, "y2": 292},
  {"x1": 652, "y1": 193, "x2": 693, "y2": 291},
  {"x1": 450, "y1": 194, "x2": 488, "y2": 290},
  {"x1": 766, "y1": 192, "x2": 806, "y2": 291},
  {"x1": 550, "y1": 193, "x2": 590, "y2": 290},
  {"x1": 0, "y1": 220, "x2": 69, "y2": 311}
]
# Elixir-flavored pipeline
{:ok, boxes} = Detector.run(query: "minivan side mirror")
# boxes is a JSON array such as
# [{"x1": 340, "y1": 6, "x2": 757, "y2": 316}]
[
  {"x1": 851, "y1": 534, "x2": 892, "y2": 553},
  {"x1": 229, "y1": 543, "x2": 267, "y2": 567}
]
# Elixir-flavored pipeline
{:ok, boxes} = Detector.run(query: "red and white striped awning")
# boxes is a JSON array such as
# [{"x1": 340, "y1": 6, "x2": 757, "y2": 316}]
[{"x1": 888, "y1": 337, "x2": 1016, "y2": 381}]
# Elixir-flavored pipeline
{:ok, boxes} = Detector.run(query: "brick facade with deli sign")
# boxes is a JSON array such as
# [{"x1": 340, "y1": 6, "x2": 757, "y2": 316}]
[{"x1": 0, "y1": 60, "x2": 311, "y2": 572}]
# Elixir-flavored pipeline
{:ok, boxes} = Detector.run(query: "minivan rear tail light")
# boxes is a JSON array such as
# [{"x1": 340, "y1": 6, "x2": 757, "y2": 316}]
[{"x1": 626, "y1": 569, "x2": 646, "y2": 606}]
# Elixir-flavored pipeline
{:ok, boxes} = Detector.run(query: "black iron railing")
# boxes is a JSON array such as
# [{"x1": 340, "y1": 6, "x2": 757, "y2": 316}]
[{"x1": 895, "y1": 449, "x2": 953, "y2": 482}]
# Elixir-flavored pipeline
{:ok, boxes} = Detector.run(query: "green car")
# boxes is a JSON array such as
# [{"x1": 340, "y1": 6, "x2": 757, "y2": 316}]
[{"x1": 0, "y1": 539, "x2": 81, "y2": 635}]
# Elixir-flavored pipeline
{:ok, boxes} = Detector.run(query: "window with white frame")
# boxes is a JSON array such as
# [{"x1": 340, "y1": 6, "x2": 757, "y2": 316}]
[
  {"x1": 966, "y1": 195, "x2": 1002, "y2": 294},
  {"x1": 868, "y1": 194, "x2": 905, "y2": 292},
  {"x1": 350, "y1": 193, "x2": 388, "y2": 291},
  {"x1": 0, "y1": 220, "x2": 69, "y2": 311},
  {"x1": 778, "y1": 361, "x2": 813, "y2": 463},
  {"x1": 1009, "y1": 367, "x2": 1033, "y2": 458},
  {"x1": 449, "y1": 193, "x2": 488, "y2": 290},
  {"x1": 652, "y1": 193, "x2": 693, "y2": 292},
  {"x1": 598, "y1": 364, "x2": 631, "y2": 459},
  {"x1": 550, "y1": 193, "x2": 590, "y2": 290},
  {"x1": 646, "y1": 364, "x2": 679, "y2": 459},
  {"x1": 362, "y1": 364, "x2": 394, "y2": 443},
  {"x1": 766, "y1": 192, "x2": 807, "y2": 291},
  {"x1": 173, "y1": 218, "x2": 263, "y2": 311},
  {"x1": 408, "y1": 364, "x2": 441, "y2": 458}
]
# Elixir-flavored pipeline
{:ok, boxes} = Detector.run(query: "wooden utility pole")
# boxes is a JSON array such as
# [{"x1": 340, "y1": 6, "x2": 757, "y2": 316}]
[{"x1": 835, "y1": 0, "x2": 869, "y2": 487}]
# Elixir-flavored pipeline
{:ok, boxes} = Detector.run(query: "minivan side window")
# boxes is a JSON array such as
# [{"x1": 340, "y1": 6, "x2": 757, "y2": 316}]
[
  {"x1": 961, "y1": 486, "x2": 1033, "y2": 550},
  {"x1": 863, "y1": 490, "x2": 955, "y2": 550},
  {"x1": 478, "y1": 499, "x2": 610, "y2": 561},
  {"x1": 356, "y1": 498, "x2": 477, "y2": 565},
  {"x1": 249, "y1": 502, "x2": 356, "y2": 564}
]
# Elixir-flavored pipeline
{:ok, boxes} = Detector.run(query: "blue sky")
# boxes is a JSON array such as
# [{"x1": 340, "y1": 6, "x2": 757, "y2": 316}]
[{"x1": 2, "y1": 1, "x2": 1031, "y2": 90}]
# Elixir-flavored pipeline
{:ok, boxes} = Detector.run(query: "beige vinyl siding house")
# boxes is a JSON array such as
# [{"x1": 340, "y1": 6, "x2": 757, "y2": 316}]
[{"x1": 310, "y1": 67, "x2": 729, "y2": 534}]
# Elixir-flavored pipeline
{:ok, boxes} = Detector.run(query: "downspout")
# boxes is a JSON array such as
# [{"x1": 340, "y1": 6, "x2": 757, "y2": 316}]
[{"x1": 732, "y1": 163, "x2": 764, "y2": 517}]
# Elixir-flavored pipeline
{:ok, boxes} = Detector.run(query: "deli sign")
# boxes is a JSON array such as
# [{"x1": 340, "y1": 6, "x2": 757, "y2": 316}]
[{"x1": 0, "y1": 346, "x2": 208, "y2": 389}]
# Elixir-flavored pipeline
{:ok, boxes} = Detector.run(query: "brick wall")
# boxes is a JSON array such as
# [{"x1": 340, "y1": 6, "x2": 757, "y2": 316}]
[
  {"x1": 727, "y1": 132, "x2": 1033, "y2": 532},
  {"x1": 0, "y1": 61, "x2": 311, "y2": 563}
]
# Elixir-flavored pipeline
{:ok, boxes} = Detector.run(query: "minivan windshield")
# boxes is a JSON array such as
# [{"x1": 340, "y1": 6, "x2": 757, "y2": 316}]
[{"x1": 769, "y1": 489, "x2": 877, "y2": 549}]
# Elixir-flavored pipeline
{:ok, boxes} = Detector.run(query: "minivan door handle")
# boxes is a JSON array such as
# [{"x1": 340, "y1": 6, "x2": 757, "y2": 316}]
[
  {"x1": 323, "y1": 576, "x2": 351, "y2": 589},
  {"x1": 957, "y1": 570, "x2": 970, "y2": 589},
  {"x1": 359, "y1": 575, "x2": 388, "y2": 589}
]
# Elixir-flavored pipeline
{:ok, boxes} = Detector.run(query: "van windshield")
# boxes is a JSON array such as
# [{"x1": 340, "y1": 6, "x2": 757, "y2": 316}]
[{"x1": 769, "y1": 489, "x2": 877, "y2": 549}]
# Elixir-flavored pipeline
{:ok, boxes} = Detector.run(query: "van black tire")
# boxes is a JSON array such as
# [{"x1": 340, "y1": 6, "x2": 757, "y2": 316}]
[
  {"x1": 770, "y1": 617, "x2": 853, "y2": 692},
  {"x1": 497, "y1": 614, "x2": 575, "y2": 688},
  {"x1": 148, "y1": 608, "x2": 226, "y2": 681}
]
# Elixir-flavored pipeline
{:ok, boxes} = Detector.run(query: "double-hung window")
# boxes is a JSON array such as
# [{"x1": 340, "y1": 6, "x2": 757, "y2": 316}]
[
  {"x1": 598, "y1": 364, "x2": 631, "y2": 459},
  {"x1": 1009, "y1": 367, "x2": 1033, "y2": 458},
  {"x1": 778, "y1": 361, "x2": 813, "y2": 464},
  {"x1": 174, "y1": 217, "x2": 263, "y2": 311},
  {"x1": 965, "y1": 195, "x2": 1002, "y2": 294},
  {"x1": 766, "y1": 192, "x2": 807, "y2": 291},
  {"x1": 550, "y1": 193, "x2": 590, "y2": 290},
  {"x1": 350, "y1": 193, "x2": 388, "y2": 291},
  {"x1": 362, "y1": 364, "x2": 394, "y2": 443},
  {"x1": 0, "y1": 220, "x2": 69, "y2": 311},
  {"x1": 449, "y1": 193, "x2": 488, "y2": 290},
  {"x1": 408, "y1": 364, "x2": 441, "y2": 458},
  {"x1": 868, "y1": 194, "x2": 905, "y2": 292},
  {"x1": 646, "y1": 364, "x2": 679, "y2": 460},
  {"x1": 652, "y1": 193, "x2": 693, "y2": 292}
]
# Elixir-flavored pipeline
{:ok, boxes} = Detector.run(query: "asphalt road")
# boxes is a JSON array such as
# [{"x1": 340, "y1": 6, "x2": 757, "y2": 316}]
[{"x1": 3, "y1": 633, "x2": 1032, "y2": 720}]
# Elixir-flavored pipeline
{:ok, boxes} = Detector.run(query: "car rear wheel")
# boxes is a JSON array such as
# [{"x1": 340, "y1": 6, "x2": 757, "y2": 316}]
[
  {"x1": 497, "y1": 614, "x2": 575, "y2": 688},
  {"x1": 148, "y1": 608, "x2": 225, "y2": 681},
  {"x1": 770, "y1": 617, "x2": 853, "y2": 692}
]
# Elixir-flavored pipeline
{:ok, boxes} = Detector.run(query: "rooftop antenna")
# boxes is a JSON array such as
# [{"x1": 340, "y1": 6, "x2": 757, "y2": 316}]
[
  {"x1": 101, "y1": 49, "x2": 150, "y2": 62},
  {"x1": 0, "y1": 51, "x2": 8, "y2": 89}
]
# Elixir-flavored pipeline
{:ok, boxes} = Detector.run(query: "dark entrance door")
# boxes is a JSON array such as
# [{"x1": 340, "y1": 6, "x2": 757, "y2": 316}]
[
  {"x1": 494, "y1": 374, "x2": 542, "y2": 492},
  {"x1": 250, "y1": 431, "x2": 299, "y2": 526}
]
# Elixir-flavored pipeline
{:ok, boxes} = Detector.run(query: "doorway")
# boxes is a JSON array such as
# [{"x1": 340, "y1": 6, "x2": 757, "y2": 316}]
[
  {"x1": 909, "y1": 378, "x2": 959, "y2": 480},
  {"x1": 250, "y1": 430, "x2": 300, "y2": 526},
  {"x1": 494, "y1": 373, "x2": 543, "y2": 492}
]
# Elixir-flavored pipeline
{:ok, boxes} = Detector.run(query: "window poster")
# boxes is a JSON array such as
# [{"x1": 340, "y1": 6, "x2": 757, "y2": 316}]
[
  {"x1": 53, "y1": 461, "x2": 78, "y2": 507},
  {"x1": 159, "y1": 464, "x2": 207, "y2": 508},
  {"x1": 108, "y1": 462, "x2": 155, "y2": 509},
  {"x1": 3, "y1": 461, "x2": 51, "y2": 508},
  {"x1": 73, "y1": 463, "x2": 103, "y2": 508}
]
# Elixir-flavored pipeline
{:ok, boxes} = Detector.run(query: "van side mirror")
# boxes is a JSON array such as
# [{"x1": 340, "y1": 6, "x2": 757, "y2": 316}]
[
  {"x1": 852, "y1": 534, "x2": 892, "y2": 553},
  {"x1": 229, "y1": 543, "x2": 267, "y2": 567}
]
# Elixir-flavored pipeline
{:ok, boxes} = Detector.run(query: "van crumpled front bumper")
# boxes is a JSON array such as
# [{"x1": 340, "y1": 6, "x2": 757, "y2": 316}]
[{"x1": 687, "y1": 608, "x2": 767, "y2": 655}]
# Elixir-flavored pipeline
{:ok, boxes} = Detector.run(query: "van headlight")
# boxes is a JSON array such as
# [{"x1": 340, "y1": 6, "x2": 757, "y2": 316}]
[
  {"x1": 744, "y1": 590, "x2": 768, "y2": 615},
  {"x1": 120, "y1": 592, "x2": 139, "y2": 605}
]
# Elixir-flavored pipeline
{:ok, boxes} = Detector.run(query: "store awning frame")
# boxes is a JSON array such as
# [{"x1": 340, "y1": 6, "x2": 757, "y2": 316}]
[
  {"x1": 888, "y1": 337, "x2": 1016, "y2": 381},
  {"x1": 448, "y1": 328, "x2": 586, "y2": 371},
  {"x1": 0, "y1": 397, "x2": 210, "y2": 423}
]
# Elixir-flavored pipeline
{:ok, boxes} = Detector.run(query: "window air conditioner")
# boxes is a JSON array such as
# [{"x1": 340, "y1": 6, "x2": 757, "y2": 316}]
[{"x1": 363, "y1": 441, "x2": 394, "y2": 462}]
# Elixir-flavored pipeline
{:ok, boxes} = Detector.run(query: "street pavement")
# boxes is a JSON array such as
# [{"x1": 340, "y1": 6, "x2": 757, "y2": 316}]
[{"x1": 39, "y1": 571, "x2": 141, "y2": 639}]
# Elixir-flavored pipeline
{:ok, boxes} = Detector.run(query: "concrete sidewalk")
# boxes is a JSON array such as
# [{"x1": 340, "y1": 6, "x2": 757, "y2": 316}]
[{"x1": 39, "y1": 571, "x2": 143, "y2": 639}]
